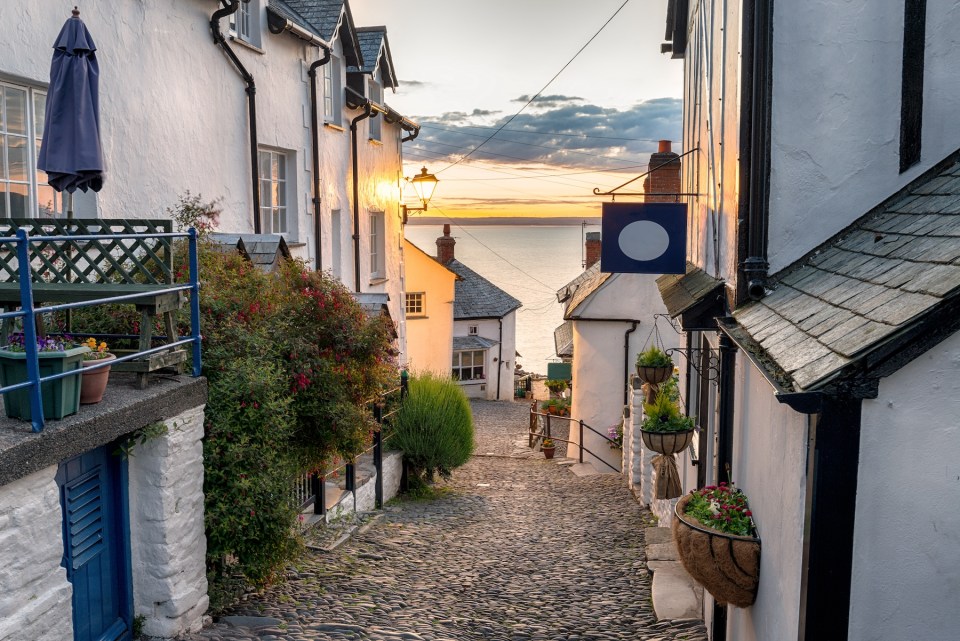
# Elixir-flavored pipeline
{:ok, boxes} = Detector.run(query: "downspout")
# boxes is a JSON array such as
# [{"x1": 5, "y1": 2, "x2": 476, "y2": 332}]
[
  {"x1": 401, "y1": 121, "x2": 420, "y2": 143},
  {"x1": 623, "y1": 322, "x2": 639, "y2": 406},
  {"x1": 738, "y1": 0, "x2": 774, "y2": 302},
  {"x1": 308, "y1": 48, "x2": 331, "y2": 271},
  {"x1": 350, "y1": 103, "x2": 372, "y2": 292},
  {"x1": 497, "y1": 318, "x2": 504, "y2": 400},
  {"x1": 210, "y1": 0, "x2": 261, "y2": 233},
  {"x1": 712, "y1": 331, "x2": 738, "y2": 641}
]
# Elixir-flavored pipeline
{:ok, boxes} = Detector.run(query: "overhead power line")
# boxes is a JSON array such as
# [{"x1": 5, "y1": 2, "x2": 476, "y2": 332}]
[{"x1": 423, "y1": 123, "x2": 673, "y2": 144}]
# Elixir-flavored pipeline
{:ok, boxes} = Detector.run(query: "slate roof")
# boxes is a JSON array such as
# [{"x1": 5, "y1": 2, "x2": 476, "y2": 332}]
[
  {"x1": 657, "y1": 263, "x2": 725, "y2": 318},
  {"x1": 208, "y1": 233, "x2": 292, "y2": 272},
  {"x1": 554, "y1": 321, "x2": 574, "y2": 358},
  {"x1": 349, "y1": 27, "x2": 397, "y2": 88},
  {"x1": 731, "y1": 155, "x2": 960, "y2": 391},
  {"x1": 555, "y1": 263, "x2": 611, "y2": 319},
  {"x1": 453, "y1": 336, "x2": 499, "y2": 351},
  {"x1": 276, "y1": 0, "x2": 361, "y2": 66},
  {"x1": 447, "y1": 259, "x2": 521, "y2": 320}
]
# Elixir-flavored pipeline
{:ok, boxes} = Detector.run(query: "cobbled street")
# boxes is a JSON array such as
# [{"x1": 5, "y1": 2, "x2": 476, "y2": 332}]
[{"x1": 193, "y1": 400, "x2": 707, "y2": 641}]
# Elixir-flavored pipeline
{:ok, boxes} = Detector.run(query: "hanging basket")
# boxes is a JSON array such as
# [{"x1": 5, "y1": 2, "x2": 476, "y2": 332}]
[
  {"x1": 672, "y1": 494, "x2": 761, "y2": 608},
  {"x1": 636, "y1": 364, "x2": 673, "y2": 385},
  {"x1": 640, "y1": 428, "x2": 694, "y2": 455}
]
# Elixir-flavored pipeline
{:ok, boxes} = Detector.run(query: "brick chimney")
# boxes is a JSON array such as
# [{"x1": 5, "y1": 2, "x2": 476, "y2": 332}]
[
  {"x1": 642, "y1": 139, "x2": 681, "y2": 203},
  {"x1": 584, "y1": 231, "x2": 601, "y2": 269},
  {"x1": 436, "y1": 224, "x2": 456, "y2": 264}
]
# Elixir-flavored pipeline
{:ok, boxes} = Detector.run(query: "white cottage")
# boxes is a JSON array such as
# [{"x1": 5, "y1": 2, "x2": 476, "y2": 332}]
[{"x1": 655, "y1": 0, "x2": 960, "y2": 639}]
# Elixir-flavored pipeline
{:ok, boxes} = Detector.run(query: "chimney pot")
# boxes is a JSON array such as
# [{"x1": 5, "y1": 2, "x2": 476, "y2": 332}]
[
  {"x1": 436, "y1": 226, "x2": 456, "y2": 264},
  {"x1": 443, "y1": 224, "x2": 451, "y2": 236},
  {"x1": 658, "y1": 140, "x2": 672, "y2": 153}
]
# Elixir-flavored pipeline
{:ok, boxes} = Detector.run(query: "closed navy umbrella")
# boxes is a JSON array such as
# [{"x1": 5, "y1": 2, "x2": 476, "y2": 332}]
[{"x1": 37, "y1": 7, "x2": 104, "y2": 197}]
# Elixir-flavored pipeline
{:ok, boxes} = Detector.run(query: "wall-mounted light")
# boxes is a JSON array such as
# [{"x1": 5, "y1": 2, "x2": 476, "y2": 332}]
[{"x1": 401, "y1": 166, "x2": 438, "y2": 224}]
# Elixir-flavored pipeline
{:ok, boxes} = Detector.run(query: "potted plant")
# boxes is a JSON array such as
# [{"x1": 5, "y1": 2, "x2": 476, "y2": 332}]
[
  {"x1": 639, "y1": 388, "x2": 695, "y2": 454},
  {"x1": 544, "y1": 379, "x2": 567, "y2": 396},
  {"x1": 541, "y1": 437, "x2": 556, "y2": 459},
  {"x1": 0, "y1": 333, "x2": 89, "y2": 420},
  {"x1": 540, "y1": 399, "x2": 557, "y2": 415},
  {"x1": 607, "y1": 419, "x2": 624, "y2": 449},
  {"x1": 80, "y1": 337, "x2": 116, "y2": 404},
  {"x1": 635, "y1": 346, "x2": 673, "y2": 385},
  {"x1": 673, "y1": 483, "x2": 761, "y2": 608},
  {"x1": 555, "y1": 398, "x2": 571, "y2": 417}
]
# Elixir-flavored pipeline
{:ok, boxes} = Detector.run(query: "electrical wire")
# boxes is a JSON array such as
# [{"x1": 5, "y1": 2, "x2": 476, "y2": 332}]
[
  {"x1": 422, "y1": 123, "x2": 674, "y2": 144},
  {"x1": 414, "y1": 129, "x2": 649, "y2": 165},
  {"x1": 436, "y1": 0, "x2": 633, "y2": 174}
]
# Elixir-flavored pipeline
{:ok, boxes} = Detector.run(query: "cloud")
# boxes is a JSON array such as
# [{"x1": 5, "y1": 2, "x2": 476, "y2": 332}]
[
  {"x1": 406, "y1": 98, "x2": 682, "y2": 171},
  {"x1": 512, "y1": 94, "x2": 585, "y2": 105},
  {"x1": 400, "y1": 79, "x2": 429, "y2": 87}
]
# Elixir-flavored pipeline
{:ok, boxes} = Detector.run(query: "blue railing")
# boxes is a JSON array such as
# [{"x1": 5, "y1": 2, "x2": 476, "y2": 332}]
[{"x1": 0, "y1": 227, "x2": 202, "y2": 433}]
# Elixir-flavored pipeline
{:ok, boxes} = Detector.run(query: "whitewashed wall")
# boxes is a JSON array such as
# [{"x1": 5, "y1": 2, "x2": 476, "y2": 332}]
[
  {"x1": 453, "y1": 313, "x2": 516, "y2": 401},
  {"x1": 403, "y1": 240, "x2": 455, "y2": 375},
  {"x1": 725, "y1": 358, "x2": 807, "y2": 641},
  {"x1": 851, "y1": 330, "x2": 960, "y2": 641},
  {"x1": 0, "y1": 466, "x2": 73, "y2": 641},
  {"x1": 768, "y1": 0, "x2": 960, "y2": 272}
]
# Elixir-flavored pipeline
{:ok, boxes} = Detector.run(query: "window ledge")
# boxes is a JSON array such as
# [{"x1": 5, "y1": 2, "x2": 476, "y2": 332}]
[
  {"x1": 230, "y1": 36, "x2": 265, "y2": 55},
  {"x1": 406, "y1": 315, "x2": 428, "y2": 320},
  {"x1": 369, "y1": 277, "x2": 388, "y2": 286},
  {"x1": 456, "y1": 379, "x2": 486, "y2": 385},
  {"x1": 324, "y1": 122, "x2": 345, "y2": 132},
  {"x1": 368, "y1": 138, "x2": 383, "y2": 146},
  {"x1": 287, "y1": 242, "x2": 306, "y2": 248}
]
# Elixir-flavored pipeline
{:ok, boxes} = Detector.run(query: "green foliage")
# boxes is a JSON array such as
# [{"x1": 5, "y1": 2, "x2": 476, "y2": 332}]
[
  {"x1": 641, "y1": 388, "x2": 695, "y2": 433},
  {"x1": 684, "y1": 483, "x2": 755, "y2": 537},
  {"x1": 114, "y1": 421, "x2": 169, "y2": 459},
  {"x1": 392, "y1": 373, "x2": 474, "y2": 483},
  {"x1": 544, "y1": 379, "x2": 567, "y2": 394},
  {"x1": 636, "y1": 346, "x2": 673, "y2": 368}
]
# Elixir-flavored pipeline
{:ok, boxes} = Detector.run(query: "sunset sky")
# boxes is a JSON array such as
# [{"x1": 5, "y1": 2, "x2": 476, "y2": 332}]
[{"x1": 350, "y1": 0, "x2": 683, "y2": 218}]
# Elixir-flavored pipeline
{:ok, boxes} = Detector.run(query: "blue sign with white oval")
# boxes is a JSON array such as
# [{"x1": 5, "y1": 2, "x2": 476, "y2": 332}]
[{"x1": 600, "y1": 202, "x2": 687, "y2": 274}]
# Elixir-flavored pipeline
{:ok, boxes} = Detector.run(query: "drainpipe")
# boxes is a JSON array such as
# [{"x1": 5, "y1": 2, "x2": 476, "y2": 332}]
[
  {"x1": 623, "y1": 322, "x2": 639, "y2": 406},
  {"x1": 350, "y1": 103, "x2": 372, "y2": 292},
  {"x1": 401, "y1": 120, "x2": 420, "y2": 143},
  {"x1": 497, "y1": 318, "x2": 504, "y2": 400},
  {"x1": 308, "y1": 49, "x2": 331, "y2": 271},
  {"x1": 712, "y1": 332, "x2": 738, "y2": 641},
  {"x1": 210, "y1": 0, "x2": 261, "y2": 233}
]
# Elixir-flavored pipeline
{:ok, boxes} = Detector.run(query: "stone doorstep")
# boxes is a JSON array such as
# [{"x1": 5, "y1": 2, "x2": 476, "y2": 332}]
[
  {"x1": 646, "y1": 542, "x2": 678, "y2": 561},
  {"x1": 644, "y1": 526, "x2": 703, "y2": 622}
]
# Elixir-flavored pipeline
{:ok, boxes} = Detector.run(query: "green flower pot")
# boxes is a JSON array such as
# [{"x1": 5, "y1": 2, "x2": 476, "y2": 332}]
[{"x1": 0, "y1": 346, "x2": 89, "y2": 420}]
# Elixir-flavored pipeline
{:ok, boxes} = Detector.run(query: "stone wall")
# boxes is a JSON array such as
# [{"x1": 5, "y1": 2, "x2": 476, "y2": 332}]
[
  {"x1": 128, "y1": 405, "x2": 208, "y2": 639},
  {"x1": 328, "y1": 451, "x2": 404, "y2": 521},
  {"x1": 0, "y1": 466, "x2": 73, "y2": 641}
]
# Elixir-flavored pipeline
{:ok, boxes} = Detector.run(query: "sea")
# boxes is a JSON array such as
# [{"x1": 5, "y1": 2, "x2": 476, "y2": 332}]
[{"x1": 405, "y1": 224, "x2": 601, "y2": 376}]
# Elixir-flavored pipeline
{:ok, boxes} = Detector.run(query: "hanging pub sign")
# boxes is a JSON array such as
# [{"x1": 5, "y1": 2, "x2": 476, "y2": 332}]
[{"x1": 600, "y1": 202, "x2": 687, "y2": 274}]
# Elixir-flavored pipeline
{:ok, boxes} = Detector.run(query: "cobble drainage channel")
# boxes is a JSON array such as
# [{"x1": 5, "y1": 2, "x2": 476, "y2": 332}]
[{"x1": 192, "y1": 400, "x2": 707, "y2": 641}]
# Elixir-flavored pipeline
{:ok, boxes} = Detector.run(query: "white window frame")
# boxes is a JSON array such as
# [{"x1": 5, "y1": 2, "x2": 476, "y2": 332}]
[
  {"x1": 1, "y1": 80, "x2": 62, "y2": 218},
  {"x1": 368, "y1": 78, "x2": 382, "y2": 142},
  {"x1": 228, "y1": 0, "x2": 261, "y2": 47},
  {"x1": 330, "y1": 208, "x2": 342, "y2": 280},
  {"x1": 468, "y1": 325, "x2": 479, "y2": 336},
  {"x1": 323, "y1": 56, "x2": 343, "y2": 127},
  {"x1": 258, "y1": 148, "x2": 291, "y2": 235},
  {"x1": 405, "y1": 292, "x2": 424, "y2": 316},
  {"x1": 452, "y1": 350, "x2": 485, "y2": 382},
  {"x1": 369, "y1": 210, "x2": 385, "y2": 279}
]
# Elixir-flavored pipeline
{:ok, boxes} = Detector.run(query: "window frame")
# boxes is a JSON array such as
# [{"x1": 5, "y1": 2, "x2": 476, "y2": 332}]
[
  {"x1": 0, "y1": 80, "x2": 62, "y2": 218},
  {"x1": 323, "y1": 56, "x2": 343, "y2": 127},
  {"x1": 452, "y1": 349, "x2": 486, "y2": 382},
  {"x1": 228, "y1": 0, "x2": 261, "y2": 47},
  {"x1": 258, "y1": 148, "x2": 290, "y2": 235},
  {"x1": 405, "y1": 292, "x2": 425, "y2": 316},
  {"x1": 369, "y1": 210, "x2": 385, "y2": 279},
  {"x1": 468, "y1": 325, "x2": 479, "y2": 336},
  {"x1": 368, "y1": 78, "x2": 382, "y2": 142}
]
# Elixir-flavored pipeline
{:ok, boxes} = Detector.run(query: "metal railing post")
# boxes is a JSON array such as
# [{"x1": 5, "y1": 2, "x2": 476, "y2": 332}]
[
  {"x1": 15, "y1": 230, "x2": 44, "y2": 432},
  {"x1": 374, "y1": 428, "x2": 383, "y2": 509},
  {"x1": 400, "y1": 369, "x2": 409, "y2": 400},
  {"x1": 579, "y1": 420, "x2": 584, "y2": 464},
  {"x1": 311, "y1": 473, "x2": 322, "y2": 515},
  {"x1": 346, "y1": 460, "x2": 356, "y2": 492},
  {"x1": 316, "y1": 475, "x2": 327, "y2": 517},
  {"x1": 188, "y1": 227, "x2": 202, "y2": 376},
  {"x1": 546, "y1": 413, "x2": 552, "y2": 440}
]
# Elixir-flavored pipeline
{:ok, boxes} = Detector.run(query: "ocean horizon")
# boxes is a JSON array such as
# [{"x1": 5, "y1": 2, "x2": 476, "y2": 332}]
[{"x1": 405, "y1": 223, "x2": 601, "y2": 376}]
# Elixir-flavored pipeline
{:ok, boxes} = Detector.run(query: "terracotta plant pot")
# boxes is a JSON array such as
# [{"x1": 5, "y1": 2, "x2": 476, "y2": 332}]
[
  {"x1": 672, "y1": 494, "x2": 761, "y2": 608},
  {"x1": 542, "y1": 446, "x2": 556, "y2": 460},
  {"x1": 640, "y1": 428, "x2": 694, "y2": 455},
  {"x1": 636, "y1": 364, "x2": 673, "y2": 385},
  {"x1": 80, "y1": 353, "x2": 116, "y2": 404}
]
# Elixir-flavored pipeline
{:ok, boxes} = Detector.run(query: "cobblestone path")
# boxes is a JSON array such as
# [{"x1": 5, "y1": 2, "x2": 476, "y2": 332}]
[{"x1": 194, "y1": 400, "x2": 706, "y2": 641}]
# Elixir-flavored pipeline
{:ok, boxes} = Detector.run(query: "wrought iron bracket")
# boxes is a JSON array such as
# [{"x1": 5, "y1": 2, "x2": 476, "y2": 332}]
[{"x1": 666, "y1": 346, "x2": 721, "y2": 384}]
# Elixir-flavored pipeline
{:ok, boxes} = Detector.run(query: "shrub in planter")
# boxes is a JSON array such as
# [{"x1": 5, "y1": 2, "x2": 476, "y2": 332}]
[
  {"x1": 544, "y1": 379, "x2": 568, "y2": 395},
  {"x1": 636, "y1": 346, "x2": 673, "y2": 384},
  {"x1": 392, "y1": 373, "x2": 474, "y2": 485},
  {"x1": 640, "y1": 388, "x2": 695, "y2": 454},
  {"x1": 673, "y1": 483, "x2": 761, "y2": 607}
]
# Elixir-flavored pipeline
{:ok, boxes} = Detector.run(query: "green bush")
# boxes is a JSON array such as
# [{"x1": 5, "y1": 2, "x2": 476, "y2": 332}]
[
  {"x1": 636, "y1": 346, "x2": 673, "y2": 368},
  {"x1": 392, "y1": 373, "x2": 474, "y2": 483}
]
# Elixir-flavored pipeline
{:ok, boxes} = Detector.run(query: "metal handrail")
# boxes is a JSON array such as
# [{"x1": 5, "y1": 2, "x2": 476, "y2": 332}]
[
  {"x1": 0, "y1": 228, "x2": 202, "y2": 433},
  {"x1": 529, "y1": 405, "x2": 621, "y2": 473}
]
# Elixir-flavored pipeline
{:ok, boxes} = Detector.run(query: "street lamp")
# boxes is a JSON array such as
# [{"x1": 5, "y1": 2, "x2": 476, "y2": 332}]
[{"x1": 401, "y1": 166, "x2": 438, "y2": 224}]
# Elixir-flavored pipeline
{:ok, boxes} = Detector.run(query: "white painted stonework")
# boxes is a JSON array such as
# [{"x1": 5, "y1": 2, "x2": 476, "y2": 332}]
[
  {"x1": 128, "y1": 405, "x2": 209, "y2": 639},
  {"x1": 851, "y1": 331, "x2": 960, "y2": 641},
  {"x1": 453, "y1": 313, "x2": 517, "y2": 401},
  {"x1": 326, "y1": 451, "x2": 403, "y2": 522},
  {"x1": 0, "y1": 466, "x2": 73, "y2": 641}
]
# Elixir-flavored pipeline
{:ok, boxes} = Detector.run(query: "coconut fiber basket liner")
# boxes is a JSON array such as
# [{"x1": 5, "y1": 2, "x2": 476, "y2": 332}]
[
  {"x1": 672, "y1": 494, "x2": 761, "y2": 608},
  {"x1": 640, "y1": 428, "x2": 694, "y2": 455}
]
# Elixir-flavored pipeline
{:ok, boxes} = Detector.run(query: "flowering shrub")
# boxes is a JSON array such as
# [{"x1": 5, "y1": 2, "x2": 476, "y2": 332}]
[
  {"x1": 3, "y1": 332, "x2": 77, "y2": 352},
  {"x1": 683, "y1": 483, "x2": 755, "y2": 537},
  {"x1": 608, "y1": 420, "x2": 624, "y2": 448}
]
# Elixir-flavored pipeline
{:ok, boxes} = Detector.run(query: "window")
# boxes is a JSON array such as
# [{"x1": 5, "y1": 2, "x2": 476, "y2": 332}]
[
  {"x1": 452, "y1": 350, "x2": 485, "y2": 381},
  {"x1": 405, "y1": 292, "x2": 424, "y2": 316},
  {"x1": 323, "y1": 56, "x2": 342, "y2": 126},
  {"x1": 330, "y1": 209, "x2": 342, "y2": 280},
  {"x1": 368, "y1": 79, "x2": 382, "y2": 141},
  {"x1": 228, "y1": 0, "x2": 261, "y2": 46},
  {"x1": 259, "y1": 149, "x2": 288, "y2": 234},
  {"x1": 468, "y1": 325, "x2": 479, "y2": 336},
  {"x1": 1, "y1": 81, "x2": 62, "y2": 218},
  {"x1": 369, "y1": 210, "x2": 385, "y2": 279}
]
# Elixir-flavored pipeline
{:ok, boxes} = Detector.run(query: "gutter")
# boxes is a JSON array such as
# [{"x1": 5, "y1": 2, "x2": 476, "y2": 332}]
[
  {"x1": 210, "y1": 0, "x2": 261, "y2": 233},
  {"x1": 350, "y1": 101, "x2": 373, "y2": 293}
]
